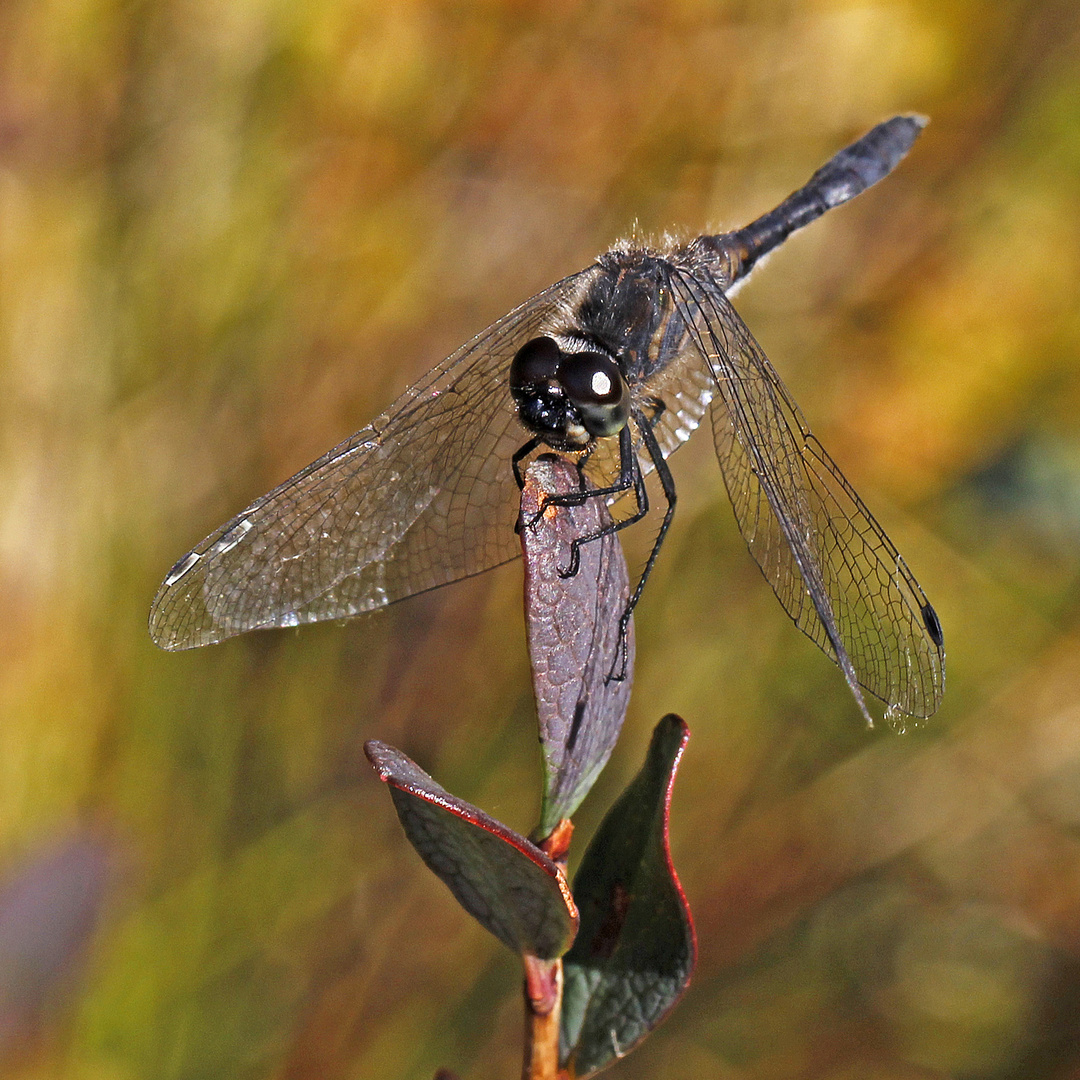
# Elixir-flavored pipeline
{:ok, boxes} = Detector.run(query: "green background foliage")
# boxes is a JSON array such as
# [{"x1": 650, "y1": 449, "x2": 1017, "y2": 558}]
[{"x1": 2, "y1": 0, "x2": 1080, "y2": 1076}]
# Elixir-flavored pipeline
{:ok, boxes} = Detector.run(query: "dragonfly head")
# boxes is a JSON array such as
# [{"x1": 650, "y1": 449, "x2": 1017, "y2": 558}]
[{"x1": 510, "y1": 336, "x2": 631, "y2": 450}]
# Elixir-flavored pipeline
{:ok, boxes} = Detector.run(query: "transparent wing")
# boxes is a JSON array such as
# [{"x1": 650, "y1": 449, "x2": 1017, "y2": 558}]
[
  {"x1": 669, "y1": 267, "x2": 945, "y2": 721},
  {"x1": 149, "y1": 271, "x2": 591, "y2": 650}
]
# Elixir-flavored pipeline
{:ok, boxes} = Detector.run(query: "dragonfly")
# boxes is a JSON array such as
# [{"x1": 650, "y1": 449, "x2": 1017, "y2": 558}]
[{"x1": 150, "y1": 115, "x2": 945, "y2": 725}]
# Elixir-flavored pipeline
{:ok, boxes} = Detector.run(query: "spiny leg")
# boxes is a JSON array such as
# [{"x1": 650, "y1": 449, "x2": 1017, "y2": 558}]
[
  {"x1": 512, "y1": 436, "x2": 548, "y2": 535},
  {"x1": 548, "y1": 424, "x2": 645, "y2": 579},
  {"x1": 609, "y1": 413, "x2": 676, "y2": 679},
  {"x1": 546, "y1": 407, "x2": 676, "y2": 683},
  {"x1": 513, "y1": 436, "x2": 602, "y2": 537},
  {"x1": 512, "y1": 435, "x2": 546, "y2": 489},
  {"x1": 513, "y1": 404, "x2": 675, "y2": 682}
]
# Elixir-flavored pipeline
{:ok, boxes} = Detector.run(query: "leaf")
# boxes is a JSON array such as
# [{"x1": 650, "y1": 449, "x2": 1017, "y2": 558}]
[
  {"x1": 560, "y1": 715, "x2": 696, "y2": 1076},
  {"x1": 519, "y1": 455, "x2": 635, "y2": 837},
  {"x1": 365, "y1": 741, "x2": 578, "y2": 959}
]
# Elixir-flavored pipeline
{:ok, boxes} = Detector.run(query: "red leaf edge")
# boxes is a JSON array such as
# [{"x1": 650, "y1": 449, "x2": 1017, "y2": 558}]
[{"x1": 365, "y1": 740, "x2": 578, "y2": 921}]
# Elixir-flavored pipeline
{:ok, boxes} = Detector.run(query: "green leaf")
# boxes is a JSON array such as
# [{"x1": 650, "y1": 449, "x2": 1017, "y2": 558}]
[
  {"x1": 560, "y1": 715, "x2": 696, "y2": 1075},
  {"x1": 365, "y1": 741, "x2": 578, "y2": 959},
  {"x1": 520, "y1": 455, "x2": 634, "y2": 837}
]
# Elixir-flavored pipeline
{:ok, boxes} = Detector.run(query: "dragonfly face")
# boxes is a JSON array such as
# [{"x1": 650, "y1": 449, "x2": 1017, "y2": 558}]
[
  {"x1": 509, "y1": 335, "x2": 632, "y2": 449},
  {"x1": 150, "y1": 115, "x2": 945, "y2": 725}
]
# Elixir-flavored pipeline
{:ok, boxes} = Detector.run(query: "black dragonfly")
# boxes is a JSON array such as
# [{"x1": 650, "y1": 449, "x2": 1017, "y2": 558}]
[{"x1": 150, "y1": 115, "x2": 945, "y2": 725}]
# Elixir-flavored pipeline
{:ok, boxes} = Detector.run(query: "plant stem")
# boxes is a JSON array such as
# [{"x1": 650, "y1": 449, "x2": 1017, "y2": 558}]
[{"x1": 522, "y1": 954, "x2": 563, "y2": 1080}]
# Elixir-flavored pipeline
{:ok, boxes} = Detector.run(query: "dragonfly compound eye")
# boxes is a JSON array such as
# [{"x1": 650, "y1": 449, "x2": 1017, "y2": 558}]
[
  {"x1": 509, "y1": 336, "x2": 562, "y2": 392},
  {"x1": 559, "y1": 351, "x2": 631, "y2": 438},
  {"x1": 509, "y1": 336, "x2": 579, "y2": 445}
]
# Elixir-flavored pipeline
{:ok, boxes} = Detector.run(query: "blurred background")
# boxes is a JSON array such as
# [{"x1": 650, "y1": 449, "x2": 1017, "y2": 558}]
[{"x1": 2, "y1": 0, "x2": 1080, "y2": 1076}]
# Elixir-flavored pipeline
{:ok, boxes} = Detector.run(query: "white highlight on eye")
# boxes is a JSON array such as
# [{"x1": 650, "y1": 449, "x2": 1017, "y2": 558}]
[
  {"x1": 164, "y1": 551, "x2": 201, "y2": 586},
  {"x1": 591, "y1": 370, "x2": 612, "y2": 396}
]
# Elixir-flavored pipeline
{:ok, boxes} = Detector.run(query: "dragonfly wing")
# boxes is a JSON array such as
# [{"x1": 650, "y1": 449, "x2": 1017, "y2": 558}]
[
  {"x1": 669, "y1": 267, "x2": 945, "y2": 721},
  {"x1": 150, "y1": 272, "x2": 590, "y2": 650}
]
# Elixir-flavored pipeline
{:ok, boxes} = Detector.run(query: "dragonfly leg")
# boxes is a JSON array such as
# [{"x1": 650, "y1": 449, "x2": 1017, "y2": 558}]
[
  {"x1": 512, "y1": 435, "x2": 546, "y2": 489},
  {"x1": 609, "y1": 415, "x2": 676, "y2": 678},
  {"x1": 516, "y1": 402, "x2": 675, "y2": 682},
  {"x1": 513, "y1": 436, "x2": 548, "y2": 535},
  {"x1": 568, "y1": 408, "x2": 677, "y2": 684},
  {"x1": 541, "y1": 424, "x2": 644, "y2": 578}
]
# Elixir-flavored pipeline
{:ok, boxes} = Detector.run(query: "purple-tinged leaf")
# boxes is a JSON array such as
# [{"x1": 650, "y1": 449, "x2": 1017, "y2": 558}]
[
  {"x1": 365, "y1": 741, "x2": 578, "y2": 959},
  {"x1": 519, "y1": 455, "x2": 635, "y2": 837},
  {"x1": 560, "y1": 715, "x2": 695, "y2": 1076}
]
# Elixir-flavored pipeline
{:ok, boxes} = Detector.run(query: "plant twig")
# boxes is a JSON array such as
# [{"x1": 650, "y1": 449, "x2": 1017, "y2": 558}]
[{"x1": 522, "y1": 954, "x2": 563, "y2": 1080}]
